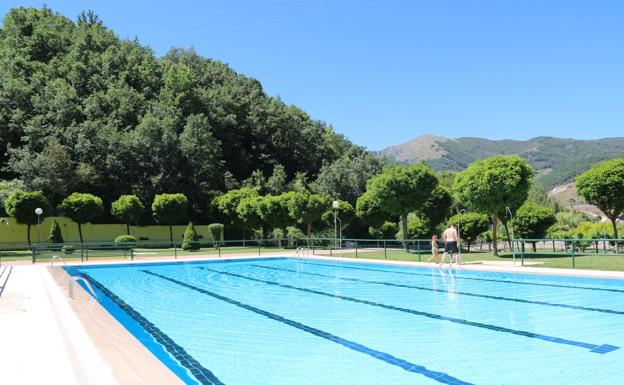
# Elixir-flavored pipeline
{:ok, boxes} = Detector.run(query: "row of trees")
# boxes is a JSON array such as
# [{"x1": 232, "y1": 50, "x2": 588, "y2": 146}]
[
  {"x1": 213, "y1": 188, "x2": 354, "y2": 241},
  {"x1": 355, "y1": 156, "x2": 624, "y2": 255},
  {"x1": 4, "y1": 156, "x2": 623, "y2": 252},
  {"x1": 5, "y1": 191, "x2": 190, "y2": 244}
]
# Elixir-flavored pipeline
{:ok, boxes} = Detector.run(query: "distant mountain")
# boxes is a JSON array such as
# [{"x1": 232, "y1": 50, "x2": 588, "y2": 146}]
[{"x1": 378, "y1": 135, "x2": 624, "y2": 188}]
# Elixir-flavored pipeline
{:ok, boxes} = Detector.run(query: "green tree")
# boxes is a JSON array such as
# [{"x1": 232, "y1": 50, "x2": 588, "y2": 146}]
[
  {"x1": 266, "y1": 164, "x2": 288, "y2": 194},
  {"x1": 59, "y1": 193, "x2": 104, "y2": 243},
  {"x1": 448, "y1": 212, "x2": 489, "y2": 252},
  {"x1": 453, "y1": 155, "x2": 533, "y2": 255},
  {"x1": 354, "y1": 191, "x2": 388, "y2": 228},
  {"x1": 286, "y1": 192, "x2": 330, "y2": 238},
  {"x1": 181, "y1": 222, "x2": 200, "y2": 251},
  {"x1": 5, "y1": 190, "x2": 52, "y2": 244},
  {"x1": 208, "y1": 223, "x2": 224, "y2": 248},
  {"x1": 48, "y1": 220, "x2": 64, "y2": 243},
  {"x1": 513, "y1": 204, "x2": 556, "y2": 251},
  {"x1": 111, "y1": 195, "x2": 145, "y2": 235},
  {"x1": 576, "y1": 159, "x2": 624, "y2": 247},
  {"x1": 236, "y1": 196, "x2": 265, "y2": 237},
  {"x1": 151, "y1": 193, "x2": 188, "y2": 245},
  {"x1": 0, "y1": 179, "x2": 26, "y2": 215},
  {"x1": 213, "y1": 188, "x2": 258, "y2": 239},
  {"x1": 258, "y1": 194, "x2": 293, "y2": 236},
  {"x1": 315, "y1": 149, "x2": 383, "y2": 204},
  {"x1": 369, "y1": 221, "x2": 398, "y2": 239},
  {"x1": 321, "y1": 200, "x2": 356, "y2": 237},
  {"x1": 356, "y1": 164, "x2": 438, "y2": 248}
]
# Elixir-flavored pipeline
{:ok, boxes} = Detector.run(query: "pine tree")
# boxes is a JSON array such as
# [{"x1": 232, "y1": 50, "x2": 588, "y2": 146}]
[
  {"x1": 181, "y1": 222, "x2": 200, "y2": 251},
  {"x1": 48, "y1": 220, "x2": 64, "y2": 243}
]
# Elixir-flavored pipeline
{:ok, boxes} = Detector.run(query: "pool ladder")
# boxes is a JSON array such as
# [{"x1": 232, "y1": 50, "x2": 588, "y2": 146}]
[
  {"x1": 68, "y1": 276, "x2": 97, "y2": 300},
  {"x1": 50, "y1": 255, "x2": 66, "y2": 267},
  {"x1": 294, "y1": 247, "x2": 310, "y2": 259}
]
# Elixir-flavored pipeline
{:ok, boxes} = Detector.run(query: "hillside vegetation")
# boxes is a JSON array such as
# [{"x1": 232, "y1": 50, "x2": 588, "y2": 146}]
[
  {"x1": 380, "y1": 136, "x2": 624, "y2": 188},
  {"x1": 0, "y1": 7, "x2": 381, "y2": 223}
]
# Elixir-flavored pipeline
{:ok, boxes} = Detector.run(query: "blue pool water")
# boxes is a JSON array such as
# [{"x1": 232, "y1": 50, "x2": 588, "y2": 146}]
[{"x1": 66, "y1": 258, "x2": 624, "y2": 385}]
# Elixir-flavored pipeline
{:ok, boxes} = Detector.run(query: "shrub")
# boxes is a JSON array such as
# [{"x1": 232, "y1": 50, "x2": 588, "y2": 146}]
[
  {"x1": 62, "y1": 245, "x2": 76, "y2": 254},
  {"x1": 48, "y1": 220, "x2": 64, "y2": 243},
  {"x1": 182, "y1": 222, "x2": 200, "y2": 251},
  {"x1": 208, "y1": 223, "x2": 224, "y2": 248},
  {"x1": 115, "y1": 235, "x2": 137, "y2": 243}
]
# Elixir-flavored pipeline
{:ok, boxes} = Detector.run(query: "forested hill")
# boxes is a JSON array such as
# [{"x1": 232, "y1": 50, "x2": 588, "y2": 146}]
[
  {"x1": 379, "y1": 135, "x2": 624, "y2": 188},
  {"x1": 0, "y1": 7, "x2": 381, "y2": 222}
]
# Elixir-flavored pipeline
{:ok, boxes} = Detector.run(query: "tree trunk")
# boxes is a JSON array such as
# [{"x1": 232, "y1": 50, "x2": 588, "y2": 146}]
[
  {"x1": 532, "y1": 242, "x2": 536, "y2": 253},
  {"x1": 126, "y1": 223, "x2": 130, "y2": 235},
  {"x1": 492, "y1": 214, "x2": 499, "y2": 256},
  {"x1": 27, "y1": 224, "x2": 31, "y2": 246},
  {"x1": 467, "y1": 242, "x2": 471, "y2": 252},
  {"x1": 307, "y1": 222, "x2": 312, "y2": 247},
  {"x1": 168, "y1": 225, "x2": 173, "y2": 247},
  {"x1": 77, "y1": 223, "x2": 84, "y2": 243},
  {"x1": 401, "y1": 213, "x2": 408, "y2": 250},
  {"x1": 611, "y1": 218, "x2": 619, "y2": 254},
  {"x1": 243, "y1": 228, "x2": 246, "y2": 248},
  {"x1": 502, "y1": 220, "x2": 513, "y2": 251}
]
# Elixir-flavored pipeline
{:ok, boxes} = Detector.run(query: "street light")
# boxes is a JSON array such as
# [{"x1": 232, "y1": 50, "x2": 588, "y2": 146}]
[
  {"x1": 457, "y1": 209, "x2": 466, "y2": 266},
  {"x1": 35, "y1": 207, "x2": 43, "y2": 243},
  {"x1": 332, "y1": 200, "x2": 342, "y2": 250}
]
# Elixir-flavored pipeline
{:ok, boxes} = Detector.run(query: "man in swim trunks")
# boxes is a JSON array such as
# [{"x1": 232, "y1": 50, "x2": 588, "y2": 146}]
[{"x1": 440, "y1": 224, "x2": 459, "y2": 266}]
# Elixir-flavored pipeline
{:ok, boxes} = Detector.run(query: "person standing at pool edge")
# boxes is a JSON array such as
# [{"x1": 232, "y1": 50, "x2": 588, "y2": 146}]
[
  {"x1": 440, "y1": 224, "x2": 459, "y2": 266},
  {"x1": 427, "y1": 234, "x2": 439, "y2": 263}
]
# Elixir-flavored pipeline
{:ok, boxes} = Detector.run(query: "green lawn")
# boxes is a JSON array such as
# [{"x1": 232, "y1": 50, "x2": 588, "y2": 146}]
[{"x1": 315, "y1": 248, "x2": 624, "y2": 272}]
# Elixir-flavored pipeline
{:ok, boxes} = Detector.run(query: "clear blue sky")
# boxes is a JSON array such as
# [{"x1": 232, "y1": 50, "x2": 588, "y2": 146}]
[{"x1": 2, "y1": 1, "x2": 624, "y2": 150}]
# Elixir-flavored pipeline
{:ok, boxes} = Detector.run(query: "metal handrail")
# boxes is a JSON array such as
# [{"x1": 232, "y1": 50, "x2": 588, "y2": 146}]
[
  {"x1": 50, "y1": 255, "x2": 66, "y2": 267},
  {"x1": 68, "y1": 276, "x2": 97, "y2": 300}
]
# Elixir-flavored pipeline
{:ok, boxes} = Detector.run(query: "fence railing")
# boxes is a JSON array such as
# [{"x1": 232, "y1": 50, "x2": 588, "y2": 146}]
[{"x1": 0, "y1": 236, "x2": 622, "y2": 269}]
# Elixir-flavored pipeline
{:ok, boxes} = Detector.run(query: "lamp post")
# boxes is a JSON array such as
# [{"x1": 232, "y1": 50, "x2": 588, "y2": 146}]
[
  {"x1": 35, "y1": 207, "x2": 43, "y2": 243},
  {"x1": 505, "y1": 206, "x2": 515, "y2": 265},
  {"x1": 457, "y1": 209, "x2": 466, "y2": 266},
  {"x1": 0, "y1": 218, "x2": 7, "y2": 266},
  {"x1": 332, "y1": 200, "x2": 341, "y2": 250}
]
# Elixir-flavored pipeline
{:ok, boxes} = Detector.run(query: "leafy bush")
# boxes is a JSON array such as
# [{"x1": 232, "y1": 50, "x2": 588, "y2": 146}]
[
  {"x1": 208, "y1": 223, "x2": 224, "y2": 248},
  {"x1": 181, "y1": 222, "x2": 200, "y2": 251},
  {"x1": 369, "y1": 221, "x2": 399, "y2": 239},
  {"x1": 48, "y1": 220, "x2": 64, "y2": 243},
  {"x1": 114, "y1": 235, "x2": 137, "y2": 243},
  {"x1": 62, "y1": 245, "x2": 76, "y2": 254}
]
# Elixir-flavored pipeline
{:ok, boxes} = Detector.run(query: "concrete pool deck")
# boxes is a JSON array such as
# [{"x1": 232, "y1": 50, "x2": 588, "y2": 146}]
[{"x1": 1, "y1": 252, "x2": 623, "y2": 384}]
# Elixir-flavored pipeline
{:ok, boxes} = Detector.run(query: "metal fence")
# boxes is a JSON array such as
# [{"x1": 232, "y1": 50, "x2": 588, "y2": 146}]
[{"x1": 0, "y1": 236, "x2": 622, "y2": 269}]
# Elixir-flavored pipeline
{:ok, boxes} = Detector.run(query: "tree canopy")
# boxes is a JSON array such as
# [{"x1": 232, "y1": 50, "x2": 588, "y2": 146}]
[
  {"x1": 453, "y1": 155, "x2": 533, "y2": 255},
  {"x1": 513, "y1": 203, "x2": 556, "y2": 251},
  {"x1": 59, "y1": 192, "x2": 104, "y2": 242},
  {"x1": 5, "y1": 190, "x2": 51, "y2": 244},
  {"x1": 356, "y1": 164, "x2": 438, "y2": 246},
  {"x1": 576, "y1": 159, "x2": 624, "y2": 242}
]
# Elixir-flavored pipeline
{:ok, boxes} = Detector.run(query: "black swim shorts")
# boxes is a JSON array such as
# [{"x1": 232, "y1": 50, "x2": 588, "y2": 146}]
[{"x1": 444, "y1": 241, "x2": 459, "y2": 253}]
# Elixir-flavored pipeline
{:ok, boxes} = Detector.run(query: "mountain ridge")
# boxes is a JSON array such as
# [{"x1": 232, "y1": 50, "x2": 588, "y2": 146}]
[{"x1": 378, "y1": 135, "x2": 624, "y2": 188}]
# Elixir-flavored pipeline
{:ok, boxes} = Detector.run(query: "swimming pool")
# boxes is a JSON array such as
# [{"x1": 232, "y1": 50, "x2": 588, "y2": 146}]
[{"x1": 66, "y1": 257, "x2": 624, "y2": 384}]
